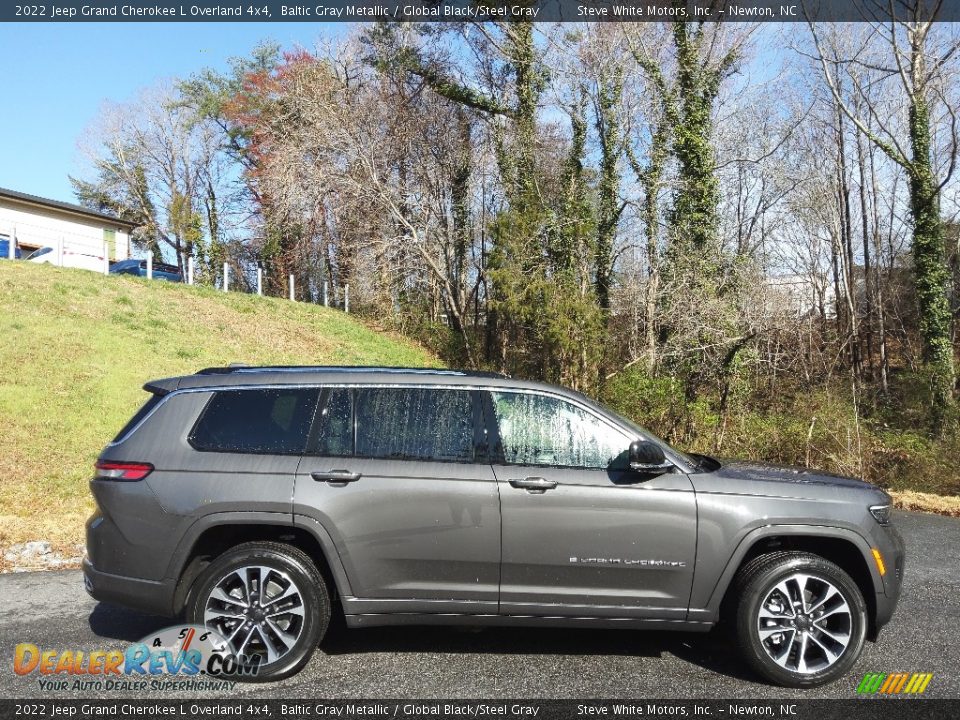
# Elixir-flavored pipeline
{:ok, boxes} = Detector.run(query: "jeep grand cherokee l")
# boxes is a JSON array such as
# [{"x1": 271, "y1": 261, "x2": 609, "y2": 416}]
[{"x1": 84, "y1": 366, "x2": 904, "y2": 686}]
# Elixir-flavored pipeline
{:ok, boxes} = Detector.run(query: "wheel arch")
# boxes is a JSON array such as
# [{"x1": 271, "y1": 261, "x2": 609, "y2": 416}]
[
  {"x1": 169, "y1": 513, "x2": 352, "y2": 616},
  {"x1": 706, "y1": 526, "x2": 882, "y2": 638}
]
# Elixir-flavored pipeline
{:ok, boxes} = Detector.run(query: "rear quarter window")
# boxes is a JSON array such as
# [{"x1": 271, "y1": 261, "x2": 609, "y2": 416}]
[
  {"x1": 112, "y1": 393, "x2": 164, "y2": 443},
  {"x1": 189, "y1": 388, "x2": 320, "y2": 454}
]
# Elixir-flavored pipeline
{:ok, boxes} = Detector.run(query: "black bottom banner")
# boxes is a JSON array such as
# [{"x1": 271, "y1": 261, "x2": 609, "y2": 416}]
[{"x1": 1, "y1": 699, "x2": 957, "y2": 720}]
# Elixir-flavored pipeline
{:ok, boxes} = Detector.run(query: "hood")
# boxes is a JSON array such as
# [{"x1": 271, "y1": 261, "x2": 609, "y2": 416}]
[{"x1": 710, "y1": 458, "x2": 885, "y2": 495}]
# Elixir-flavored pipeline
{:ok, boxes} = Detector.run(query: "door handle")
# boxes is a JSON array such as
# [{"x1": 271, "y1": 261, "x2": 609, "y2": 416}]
[
  {"x1": 311, "y1": 469, "x2": 361, "y2": 485},
  {"x1": 509, "y1": 476, "x2": 558, "y2": 493}
]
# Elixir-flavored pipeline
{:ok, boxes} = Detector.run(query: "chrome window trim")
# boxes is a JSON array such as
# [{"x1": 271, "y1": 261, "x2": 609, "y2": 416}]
[{"x1": 107, "y1": 382, "x2": 694, "y2": 472}]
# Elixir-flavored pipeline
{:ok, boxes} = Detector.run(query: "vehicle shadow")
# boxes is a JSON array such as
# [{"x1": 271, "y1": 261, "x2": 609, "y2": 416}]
[
  {"x1": 88, "y1": 602, "x2": 171, "y2": 642},
  {"x1": 321, "y1": 622, "x2": 759, "y2": 683},
  {"x1": 88, "y1": 603, "x2": 759, "y2": 684}
]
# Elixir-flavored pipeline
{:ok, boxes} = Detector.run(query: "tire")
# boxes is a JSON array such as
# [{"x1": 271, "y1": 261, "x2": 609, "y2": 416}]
[
  {"x1": 732, "y1": 551, "x2": 867, "y2": 688},
  {"x1": 186, "y1": 541, "x2": 330, "y2": 682}
]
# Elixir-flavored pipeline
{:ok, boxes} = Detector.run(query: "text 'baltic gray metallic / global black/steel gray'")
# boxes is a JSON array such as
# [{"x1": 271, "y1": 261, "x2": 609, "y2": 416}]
[{"x1": 83, "y1": 366, "x2": 905, "y2": 686}]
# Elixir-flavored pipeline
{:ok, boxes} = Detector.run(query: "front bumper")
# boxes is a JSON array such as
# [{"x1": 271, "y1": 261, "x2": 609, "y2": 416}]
[
  {"x1": 870, "y1": 521, "x2": 905, "y2": 637},
  {"x1": 82, "y1": 557, "x2": 176, "y2": 618}
]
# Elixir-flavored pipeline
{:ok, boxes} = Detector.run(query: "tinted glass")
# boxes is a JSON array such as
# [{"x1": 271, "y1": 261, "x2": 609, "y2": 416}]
[
  {"x1": 112, "y1": 393, "x2": 164, "y2": 443},
  {"x1": 314, "y1": 388, "x2": 353, "y2": 456},
  {"x1": 355, "y1": 388, "x2": 474, "y2": 462},
  {"x1": 490, "y1": 391, "x2": 630, "y2": 469},
  {"x1": 190, "y1": 388, "x2": 320, "y2": 454}
]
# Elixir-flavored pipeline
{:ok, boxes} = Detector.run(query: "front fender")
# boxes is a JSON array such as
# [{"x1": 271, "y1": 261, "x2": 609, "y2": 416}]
[{"x1": 687, "y1": 523, "x2": 882, "y2": 624}]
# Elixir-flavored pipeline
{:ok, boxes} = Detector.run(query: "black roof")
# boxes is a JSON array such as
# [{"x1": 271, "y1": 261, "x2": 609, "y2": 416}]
[
  {"x1": 195, "y1": 365, "x2": 508, "y2": 379},
  {"x1": 144, "y1": 366, "x2": 526, "y2": 396},
  {"x1": 0, "y1": 187, "x2": 138, "y2": 229}
]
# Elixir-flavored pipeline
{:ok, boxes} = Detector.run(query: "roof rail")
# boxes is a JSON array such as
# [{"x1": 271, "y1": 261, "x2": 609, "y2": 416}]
[{"x1": 194, "y1": 365, "x2": 508, "y2": 379}]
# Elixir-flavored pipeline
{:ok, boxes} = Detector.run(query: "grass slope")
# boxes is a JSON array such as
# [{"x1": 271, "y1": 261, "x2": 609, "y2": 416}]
[{"x1": 0, "y1": 262, "x2": 437, "y2": 556}]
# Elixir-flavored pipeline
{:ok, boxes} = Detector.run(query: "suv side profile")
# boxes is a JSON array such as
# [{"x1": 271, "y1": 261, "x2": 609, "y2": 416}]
[{"x1": 84, "y1": 366, "x2": 904, "y2": 686}]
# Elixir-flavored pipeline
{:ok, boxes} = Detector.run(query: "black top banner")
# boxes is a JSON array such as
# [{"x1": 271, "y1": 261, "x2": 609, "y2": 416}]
[
  {"x1": 1, "y1": 700, "x2": 959, "y2": 720},
  {"x1": 5, "y1": 0, "x2": 960, "y2": 23}
]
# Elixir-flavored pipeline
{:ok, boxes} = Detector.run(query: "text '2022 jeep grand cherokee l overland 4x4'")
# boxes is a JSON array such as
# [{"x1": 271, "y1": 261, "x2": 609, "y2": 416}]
[{"x1": 84, "y1": 366, "x2": 904, "y2": 686}]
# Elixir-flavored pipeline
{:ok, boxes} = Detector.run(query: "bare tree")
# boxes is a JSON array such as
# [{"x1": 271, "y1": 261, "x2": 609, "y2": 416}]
[
  {"x1": 807, "y1": 8, "x2": 960, "y2": 431},
  {"x1": 73, "y1": 84, "x2": 234, "y2": 282}
]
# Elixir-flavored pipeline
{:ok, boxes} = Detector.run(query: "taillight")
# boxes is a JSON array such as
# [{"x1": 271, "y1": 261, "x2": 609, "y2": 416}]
[{"x1": 94, "y1": 460, "x2": 154, "y2": 481}]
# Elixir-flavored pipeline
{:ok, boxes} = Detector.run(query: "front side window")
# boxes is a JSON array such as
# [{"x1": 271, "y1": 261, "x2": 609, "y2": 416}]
[
  {"x1": 490, "y1": 391, "x2": 630, "y2": 469},
  {"x1": 190, "y1": 388, "x2": 320, "y2": 454},
  {"x1": 354, "y1": 388, "x2": 475, "y2": 462}
]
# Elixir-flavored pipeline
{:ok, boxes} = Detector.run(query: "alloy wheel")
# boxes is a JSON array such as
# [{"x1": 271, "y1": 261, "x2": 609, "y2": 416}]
[
  {"x1": 756, "y1": 572, "x2": 852, "y2": 674},
  {"x1": 203, "y1": 565, "x2": 306, "y2": 666}
]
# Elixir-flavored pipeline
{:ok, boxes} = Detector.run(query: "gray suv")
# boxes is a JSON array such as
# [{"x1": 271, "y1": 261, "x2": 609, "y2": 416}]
[{"x1": 84, "y1": 366, "x2": 904, "y2": 686}]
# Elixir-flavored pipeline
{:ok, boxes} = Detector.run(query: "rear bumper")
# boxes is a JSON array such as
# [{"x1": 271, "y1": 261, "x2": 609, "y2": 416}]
[{"x1": 82, "y1": 557, "x2": 176, "y2": 618}]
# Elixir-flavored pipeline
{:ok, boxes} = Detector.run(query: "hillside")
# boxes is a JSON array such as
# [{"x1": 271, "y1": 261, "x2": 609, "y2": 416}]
[{"x1": 0, "y1": 262, "x2": 438, "y2": 562}]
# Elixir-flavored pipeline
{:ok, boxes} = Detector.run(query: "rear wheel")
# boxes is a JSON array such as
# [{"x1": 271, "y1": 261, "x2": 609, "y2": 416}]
[
  {"x1": 186, "y1": 541, "x2": 330, "y2": 682},
  {"x1": 733, "y1": 551, "x2": 867, "y2": 687}
]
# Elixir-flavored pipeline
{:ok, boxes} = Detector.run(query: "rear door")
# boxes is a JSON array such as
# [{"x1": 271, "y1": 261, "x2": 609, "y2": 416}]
[
  {"x1": 293, "y1": 386, "x2": 501, "y2": 616},
  {"x1": 487, "y1": 390, "x2": 697, "y2": 620}
]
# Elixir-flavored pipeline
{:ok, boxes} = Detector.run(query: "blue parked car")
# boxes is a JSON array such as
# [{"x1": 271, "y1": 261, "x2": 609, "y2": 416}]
[
  {"x1": 0, "y1": 238, "x2": 21, "y2": 259},
  {"x1": 110, "y1": 259, "x2": 182, "y2": 282}
]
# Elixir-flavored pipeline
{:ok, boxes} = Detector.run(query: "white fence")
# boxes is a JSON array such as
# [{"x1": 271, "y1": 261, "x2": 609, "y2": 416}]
[
  {"x1": 175, "y1": 258, "x2": 350, "y2": 313},
  {"x1": 6, "y1": 236, "x2": 350, "y2": 313}
]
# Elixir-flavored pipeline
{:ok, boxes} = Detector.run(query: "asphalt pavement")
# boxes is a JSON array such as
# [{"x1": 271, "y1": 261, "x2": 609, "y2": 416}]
[{"x1": 1, "y1": 511, "x2": 957, "y2": 700}]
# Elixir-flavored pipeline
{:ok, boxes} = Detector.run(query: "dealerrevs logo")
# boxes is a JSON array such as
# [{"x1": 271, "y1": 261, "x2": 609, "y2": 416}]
[{"x1": 13, "y1": 624, "x2": 260, "y2": 691}]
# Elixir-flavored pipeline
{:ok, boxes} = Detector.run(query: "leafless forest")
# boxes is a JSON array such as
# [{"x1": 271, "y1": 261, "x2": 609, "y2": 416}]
[{"x1": 74, "y1": 15, "x2": 960, "y2": 497}]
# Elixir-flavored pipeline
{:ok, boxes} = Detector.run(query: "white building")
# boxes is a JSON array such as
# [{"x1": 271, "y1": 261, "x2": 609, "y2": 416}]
[
  {"x1": 0, "y1": 187, "x2": 136, "y2": 270},
  {"x1": 765, "y1": 273, "x2": 837, "y2": 319}
]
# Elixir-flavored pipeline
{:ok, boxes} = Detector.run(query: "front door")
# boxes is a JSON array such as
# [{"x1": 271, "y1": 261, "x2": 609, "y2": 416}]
[
  {"x1": 293, "y1": 386, "x2": 501, "y2": 617},
  {"x1": 487, "y1": 390, "x2": 697, "y2": 619}
]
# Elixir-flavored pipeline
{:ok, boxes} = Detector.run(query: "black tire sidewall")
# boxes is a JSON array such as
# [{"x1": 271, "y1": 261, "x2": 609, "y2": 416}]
[
  {"x1": 187, "y1": 544, "x2": 329, "y2": 683},
  {"x1": 737, "y1": 556, "x2": 867, "y2": 687}
]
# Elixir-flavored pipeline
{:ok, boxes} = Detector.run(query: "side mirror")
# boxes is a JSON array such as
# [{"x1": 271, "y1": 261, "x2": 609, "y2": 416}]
[{"x1": 629, "y1": 440, "x2": 672, "y2": 474}]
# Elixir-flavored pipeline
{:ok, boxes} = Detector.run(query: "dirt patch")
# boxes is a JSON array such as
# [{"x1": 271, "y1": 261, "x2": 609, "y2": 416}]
[{"x1": 890, "y1": 489, "x2": 960, "y2": 517}]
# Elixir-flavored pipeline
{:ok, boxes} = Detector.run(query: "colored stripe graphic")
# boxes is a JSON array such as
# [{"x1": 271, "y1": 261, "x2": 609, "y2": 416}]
[
  {"x1": 857, "y1": 672, "x2": 932, "y2": 694},
  {"x1": 904, "y1": 674, "x2": 920, "y2": 694},
  {"x1": 857, "y1": 673, "x2": 886, "y2": 693},
  {"x1": 892, "y1": 673, "x2": 909, "y2": 693}
]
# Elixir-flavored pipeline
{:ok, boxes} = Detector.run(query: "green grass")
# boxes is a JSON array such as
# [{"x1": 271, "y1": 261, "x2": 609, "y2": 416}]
[{"x1": 0, "y1": 262, "x2": 438, "y2": 554}]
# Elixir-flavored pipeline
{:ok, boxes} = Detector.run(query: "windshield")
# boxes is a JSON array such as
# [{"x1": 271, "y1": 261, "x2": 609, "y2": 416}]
[{"x1": 26, "y1": 247, "x2": 51, "y2": 260}]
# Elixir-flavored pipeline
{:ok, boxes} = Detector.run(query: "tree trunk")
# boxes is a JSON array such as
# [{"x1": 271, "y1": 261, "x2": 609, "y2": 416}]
[
  {"x1": 908, "y1": 94, "x2": 956, "y2": 430},
  {"x1": 642, "y1": 116, "x2": 668, "y2": 374},
  {"x1": 595, "y1": 65, "x2": 623, "y2": 313},
  {"x1": 855, "y1": 128, "x2": 876, "y2": 379}
]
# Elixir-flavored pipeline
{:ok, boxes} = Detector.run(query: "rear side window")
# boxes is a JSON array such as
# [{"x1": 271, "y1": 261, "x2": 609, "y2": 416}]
[
  {"x1": 190, "y1": 388, "x2": 320, "y2": 454},
  {"x1": 112, "y1": 393, "x2": 164, "y2": 442},
  {"x1": 353, "y1": 388, "x2": 475, "y2": 462},
  {"x1": 314, "y1": 388, "x2": 353, "y2": 456}
]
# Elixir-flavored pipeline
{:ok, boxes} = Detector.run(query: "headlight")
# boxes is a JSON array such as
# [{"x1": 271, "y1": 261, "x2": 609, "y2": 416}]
[{"x1": 869, "y1": 504, "x2": 891, "y2": 525}]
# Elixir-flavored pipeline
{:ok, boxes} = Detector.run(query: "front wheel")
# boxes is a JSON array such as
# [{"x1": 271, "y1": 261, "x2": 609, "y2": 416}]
[
  {"x1": 733, "y1": 551, "x2": 867, "y2": 687},
  {"x1": 186, "y1": 541, "x2": 330, "y2": 682}
]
